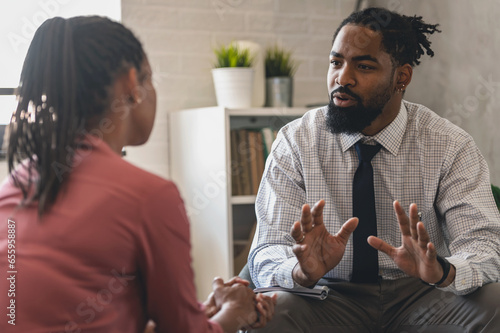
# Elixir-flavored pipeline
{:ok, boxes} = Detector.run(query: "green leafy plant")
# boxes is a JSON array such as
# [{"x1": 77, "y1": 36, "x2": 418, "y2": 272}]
[
  {"x1": 265, "y1": 45, "x2": 298, "y2": 78},
  {"x1": 213, "y1": 43, "x2": 253, "y2": 68},
  {"x1": 492, "y1": 184, "x2": 500, "y2": 212}
]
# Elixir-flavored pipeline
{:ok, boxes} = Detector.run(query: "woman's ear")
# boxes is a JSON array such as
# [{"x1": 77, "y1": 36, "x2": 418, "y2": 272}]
[{"x1": 117, "y1": 67, "x2": 140, "y2": 104}]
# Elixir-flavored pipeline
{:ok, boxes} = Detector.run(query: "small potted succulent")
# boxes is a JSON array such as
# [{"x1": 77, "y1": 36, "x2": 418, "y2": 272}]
[
  {"x1": 264, "y1": 45, "x2": 299, "y2": 107},
  {"x1": 212, "y1": 43, "x2": 255, "y2": 108}
]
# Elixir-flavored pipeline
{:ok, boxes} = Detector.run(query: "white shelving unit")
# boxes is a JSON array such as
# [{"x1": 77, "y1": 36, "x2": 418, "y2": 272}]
[{"x1": 169, "y1": 106, "x2": 307, "y2": 299}]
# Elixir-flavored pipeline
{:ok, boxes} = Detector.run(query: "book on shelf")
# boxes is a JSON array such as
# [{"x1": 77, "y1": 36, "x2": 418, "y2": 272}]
[
  {"x1": 247, "y1": 130, "x2": 264, "y2": 195},
  {"x1": 253, "y1": 285, "x2": 330, "y2": 300},
  {"x1": 230, "y1": 127, "x2": 275, "y2": 196},
  {"x1": 260, "y1": 127, "x2": 274, "y2": 160},
  {"x1": 230, "y1": 130, "x2": 242, "y2": 196},
  {"x1": 236, "y1": 129, "x2": 252, "y2": 196},
  {"x1": 255, "y1": 132, "x2": 265, "y2": 190}
]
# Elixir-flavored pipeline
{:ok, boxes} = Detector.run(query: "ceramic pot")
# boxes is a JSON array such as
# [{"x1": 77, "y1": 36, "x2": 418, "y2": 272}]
[{"x1": 212, "y1": 67, "x2": 254, "y2": 108}]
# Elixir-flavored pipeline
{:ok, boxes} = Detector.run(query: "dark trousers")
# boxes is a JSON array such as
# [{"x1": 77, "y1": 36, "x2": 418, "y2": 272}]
[{"x1": 249, "y1": 278, "x2": 500, "y2": 332}]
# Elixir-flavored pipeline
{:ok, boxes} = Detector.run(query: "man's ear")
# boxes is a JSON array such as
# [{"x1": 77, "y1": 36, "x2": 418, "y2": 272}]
[{"x1": 396, "y1": 64, "x2": 413, "y2": 90}]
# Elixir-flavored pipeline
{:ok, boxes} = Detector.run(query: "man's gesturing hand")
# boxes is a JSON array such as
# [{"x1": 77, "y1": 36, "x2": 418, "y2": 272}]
[
  {"x1": 291, "y1": 200, "x2": 358, "y2": 287},
  {"x1": 367, "y1": 201, "x2": 454, "y2": 285}
]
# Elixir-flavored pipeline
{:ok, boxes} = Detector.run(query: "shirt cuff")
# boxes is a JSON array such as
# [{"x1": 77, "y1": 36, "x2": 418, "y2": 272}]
[
  {"x1": 438, "y1": 256, "x2": 475, "y2": 294},
  {"x1": 277, "y1": 256, "x2": 299, "y2": 288}
]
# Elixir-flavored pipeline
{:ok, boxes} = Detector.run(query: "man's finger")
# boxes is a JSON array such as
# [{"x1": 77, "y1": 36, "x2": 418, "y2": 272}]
[
  {"x1": 394, "y1": 200, "x2": 411, "y2": 236},
  {"x1": 291, "y1": 221, "x2": 304, "y2": 242},
  {"x1": 426, "y1": 241, "x2": 437, "y2": 261},
  {"x1": 292, "y1": 242, "x2": 307, "y2": 257},
  {"x1": 310, "y1": 199, "x2": 326, "y2": 226},
  {"x1": 409, "y1": 203, "x2": 419, "y2": 240},
  {"x1": 336, "y1": 217, "x2": 358, "y2": 243},
  {"x1": 416, "y1": 221, "x2": 430, "y2": 248},
  {"x1": 368, "y1": 236, "x2": 396, "y2": 258},
  {"x1": 300, "y1": 203, "x2": 314, "y2": 232}
]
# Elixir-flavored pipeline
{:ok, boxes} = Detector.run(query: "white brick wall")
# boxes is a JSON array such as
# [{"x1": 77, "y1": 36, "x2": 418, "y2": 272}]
[
  {"x1": 121, "y1": 0, "x2": 356, "y2": 179},
  {"x1": 371, "y1": 0, "x2": 500, "y2": 185}
]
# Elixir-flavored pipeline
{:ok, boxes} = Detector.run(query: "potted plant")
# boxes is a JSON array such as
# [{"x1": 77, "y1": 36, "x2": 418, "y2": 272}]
[
  {"x1": 264, "y1": 45, "x2": 299, "y2": 107},
  {"x1": 212, "y1": 43, "x2": 255, "y2": 108}
]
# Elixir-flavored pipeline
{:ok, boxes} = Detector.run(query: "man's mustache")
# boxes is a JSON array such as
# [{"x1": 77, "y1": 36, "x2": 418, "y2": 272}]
[{"x1": 330, "y1": 87, "x2": 362, "y2": 102}]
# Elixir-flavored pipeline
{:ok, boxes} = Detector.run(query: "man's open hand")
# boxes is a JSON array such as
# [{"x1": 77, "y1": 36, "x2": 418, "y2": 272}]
[
  {"x1": 368, "y1": 201, "x2": 454, "y2": 285},
  {"x1": 291, "y1": 200, "x2": 358, "y2": 287}
]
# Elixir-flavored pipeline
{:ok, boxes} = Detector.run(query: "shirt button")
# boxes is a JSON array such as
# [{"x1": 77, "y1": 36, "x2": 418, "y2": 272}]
[{"x1": 461, "y1": 279, "x2": 466, "y2": 285}]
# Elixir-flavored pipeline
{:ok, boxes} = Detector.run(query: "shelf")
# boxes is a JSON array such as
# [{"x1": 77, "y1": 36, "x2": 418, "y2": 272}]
[
  {"x1": 171, "y1": 106, "x2": 307, "y2": 117},
  {"x1": 169, "y1": 106, "x2": 307, "y2": 299},
  {"x1": 231, "y1": 195, "x2": 257, "y2": 205},
  {"x1": 227, "y1": 107, "x2": 307, "y2": 117}
]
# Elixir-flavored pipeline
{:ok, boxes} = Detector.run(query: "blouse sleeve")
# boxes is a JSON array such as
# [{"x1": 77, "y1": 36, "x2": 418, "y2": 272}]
[{"x1": 137, "y1": 181, "x2": 223, "y2": 333}]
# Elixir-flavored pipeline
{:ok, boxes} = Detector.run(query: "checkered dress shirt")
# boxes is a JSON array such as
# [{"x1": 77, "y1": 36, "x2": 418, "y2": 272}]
[{"x1": 248, "y1": 100, "x2": 500, "y2": 295}]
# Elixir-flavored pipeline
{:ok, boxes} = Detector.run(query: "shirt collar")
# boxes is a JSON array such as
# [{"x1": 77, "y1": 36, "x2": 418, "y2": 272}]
[{"x1": 340, "y1": 101, "x2": 407, "y2": 156}]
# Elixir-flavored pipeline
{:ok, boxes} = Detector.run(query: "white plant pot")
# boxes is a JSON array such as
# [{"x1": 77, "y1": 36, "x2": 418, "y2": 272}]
[
  {"x1": 212, "y1": 67, "x2": 254, "y2": 108},
  {"x1": 234, "y1": 40, "x2": 265, "y2": 107}
]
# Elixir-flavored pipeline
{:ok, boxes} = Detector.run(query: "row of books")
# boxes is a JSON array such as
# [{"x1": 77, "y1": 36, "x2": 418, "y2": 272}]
[{"x1": 230, "y1": 127, "x2": 277, "y2": 196}]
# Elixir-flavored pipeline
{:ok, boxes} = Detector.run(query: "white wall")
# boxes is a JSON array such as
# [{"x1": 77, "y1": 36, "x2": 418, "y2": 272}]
[
  {"x1": 370, "y1": 0, "x2": 500, "y2": 185},
  {"x1": 121, "y1": 0, "x2": 357, "y2": 179}
]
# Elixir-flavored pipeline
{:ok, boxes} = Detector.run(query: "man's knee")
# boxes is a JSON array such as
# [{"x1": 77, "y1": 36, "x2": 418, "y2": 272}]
[
  {"x1": 459, "y1": 282, "x2": 500, "y2": 332},
  {"x1": 465, "y1": 282, "x2": 500, "y2": 318},
  {"x1": 466, "y1": 282, "x2": 500, "y2": 306},
  {"x1": 267, "y1": 290, "x2": 311, "y2": 322},
  {"x1": 249, "y1": 290, "x2": 370, "y2": 333}
]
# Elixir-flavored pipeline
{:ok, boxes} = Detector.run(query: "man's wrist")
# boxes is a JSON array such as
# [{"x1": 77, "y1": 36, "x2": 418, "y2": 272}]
[
  {"x1": 421, "y1": 256, "x2": 454, "y2": 287},
  {"x1": 292, "y1": 264, "x2": 318, "y2": 288},
  {"x1": 437, "y1": 263, "x2": 456, "y2": 288}
]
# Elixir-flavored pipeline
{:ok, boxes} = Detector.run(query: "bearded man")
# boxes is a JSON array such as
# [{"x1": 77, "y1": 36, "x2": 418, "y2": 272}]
[{"x1": 248, "y1": 7, "x2": 500, "y2": 333}]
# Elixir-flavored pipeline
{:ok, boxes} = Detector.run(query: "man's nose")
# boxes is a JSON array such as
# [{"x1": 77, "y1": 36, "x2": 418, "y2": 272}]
[{"x1": 335, "y1": 66, "x2": 356, "y2": 87}]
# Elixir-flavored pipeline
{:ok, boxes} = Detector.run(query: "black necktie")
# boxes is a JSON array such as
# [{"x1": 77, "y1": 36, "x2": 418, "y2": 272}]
[{"x1": 351, "y1": 142, "x2": 382, "y2": 283}]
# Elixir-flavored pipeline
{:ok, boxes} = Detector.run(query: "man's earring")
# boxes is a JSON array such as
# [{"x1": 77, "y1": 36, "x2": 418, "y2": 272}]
[{"x1": 129, "y1": 95, "x2": 142, "y2": 105}]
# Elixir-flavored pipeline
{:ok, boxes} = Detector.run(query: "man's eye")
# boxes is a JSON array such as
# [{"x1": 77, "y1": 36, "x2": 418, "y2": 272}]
[
  {"x1": 330, "y1": 60, "x2": 341, "y2": 66},
  {"x1": 359, "y1": 64, "x2": 374, "y2": 70}
]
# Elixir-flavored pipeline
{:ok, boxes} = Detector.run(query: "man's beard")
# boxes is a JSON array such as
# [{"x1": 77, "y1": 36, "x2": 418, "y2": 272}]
[{"x1": 326, "y1": 83, "x2": 393, "y2": 135}]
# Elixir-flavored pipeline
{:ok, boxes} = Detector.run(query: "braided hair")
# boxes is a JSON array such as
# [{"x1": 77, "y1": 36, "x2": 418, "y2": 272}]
[
  {"x1": 8, "y1": 16, "x2": 145, "y2": 216},
  {"x1": 333, "y1": 7, "x2": 441, "y2": 67}
]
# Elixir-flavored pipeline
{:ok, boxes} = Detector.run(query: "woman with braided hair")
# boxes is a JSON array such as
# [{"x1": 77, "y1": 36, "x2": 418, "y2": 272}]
[
  {"x1": 248, "y1": 7, "x2": 500, "y2": 332},
  {"x1": 0, "y1": 16, "x2": 275, "y2": 333}
]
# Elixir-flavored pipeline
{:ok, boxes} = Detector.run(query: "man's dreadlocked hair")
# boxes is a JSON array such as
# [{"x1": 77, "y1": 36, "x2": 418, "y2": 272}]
[
  {"x1": 8, "y1": 16, "x2": 145, "y2": 216},
  {"x1": 333, "y1": 7, "x2": 441, "y2": 67}
]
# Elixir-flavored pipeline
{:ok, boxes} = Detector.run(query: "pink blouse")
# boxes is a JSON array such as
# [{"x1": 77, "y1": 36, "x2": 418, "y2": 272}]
[{"x1": 0, "y1": 136, "x2": 223, "y2": 333}]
